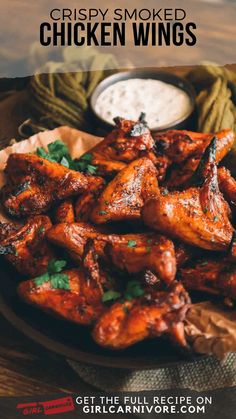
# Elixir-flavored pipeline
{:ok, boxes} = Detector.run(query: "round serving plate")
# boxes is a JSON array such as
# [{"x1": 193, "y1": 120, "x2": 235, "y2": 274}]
[{"x1": 0, "y1": 260, "x2": 205, "y2": 370}]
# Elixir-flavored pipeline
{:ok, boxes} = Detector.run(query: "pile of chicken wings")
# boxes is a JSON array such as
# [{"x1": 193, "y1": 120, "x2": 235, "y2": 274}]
[{"x1": 0, "y1": 115, "x2": 236, "y2": 351}]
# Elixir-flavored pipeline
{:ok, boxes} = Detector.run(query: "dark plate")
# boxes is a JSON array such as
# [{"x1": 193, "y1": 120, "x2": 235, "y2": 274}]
[{"x1": 0, "y1": 260, "x2": 205, "y2": 370}]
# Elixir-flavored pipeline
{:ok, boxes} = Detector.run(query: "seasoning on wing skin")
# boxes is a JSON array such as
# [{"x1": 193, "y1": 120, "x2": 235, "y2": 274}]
[
  {"x1": 1, "y1": 153, "x2": 104, "y2": 217},
  {"x1": 46, "y1": 222, "x2": 177, "y2": 284},
  {"x1": 179, "y1": 258, "x2": 236, "y2": 301},
  {"x1": 154, "y1": 128, "x2": 234, "y2": 187},
  {"x1": 54, "y1": 199, "x2": 75, "y2": 224},
  {"x1": 81, "y1": 115, "x2": 156, "y2": 177},
  {"x1": 17, "y1": 243, "x2": 111, "y2": 325},
  {"x1": 0, "y1": 215, "x2": 54, "y2": 276},
  {"x1": 143, "y1": 138, "x2": 234, "y2": 251},
  {"x1": 90, "y1": 157, "x2": 159, "y2": 224},
  {"x1": 92, "y1": 281, "x2": 190, "y2": 350}
]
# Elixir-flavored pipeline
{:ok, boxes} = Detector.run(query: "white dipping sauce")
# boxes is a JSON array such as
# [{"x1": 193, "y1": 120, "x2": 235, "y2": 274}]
[{"x1": 94, "y1": 78, "x2": 192, "y2": 130}]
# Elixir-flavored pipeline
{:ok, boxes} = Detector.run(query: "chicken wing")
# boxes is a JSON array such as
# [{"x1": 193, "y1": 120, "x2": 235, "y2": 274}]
[
  {"x1": 1, "y1": 153, "x2": 103, "y2": 217},
  {"x1": 218, "y1": 166, "x2": 236, "y2": 208},
  {"x1": 179, "y1": 259, "x2": 236, "y2": 300},
  {"x1": 90, "y1": 157, "x2": 159, "y2": 224},
  {"x1": 54, "y1": 200, "x2": 75, "y2": 224},
  {"x1": 46, "y1": 222, "x2": 176, "y2": 284},
  {"x1": 18, "y1": 268, "x2": 106, "y2": 325},
  {"x1": 84, "y1": 115, "x2": 156, "y2": 177},
  {"x1": 143, "y1": 138, "x2": 234, "y2": 251},
  {"x1": 92, "y1": 281, "x2": 190, "y2": 349},
  {"x1": 17, "y1": 240, "x2": 111, "y2": 324},
  {"x1": 0, "y1": 216, "x2": 54, "y2": 276},
  {"x1": 154, "y1": 129, "x2": 234, "y2": 188}
]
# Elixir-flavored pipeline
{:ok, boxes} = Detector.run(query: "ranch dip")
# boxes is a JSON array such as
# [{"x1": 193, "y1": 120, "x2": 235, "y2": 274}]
[{"x1": 94, "y1": 78, "x2": 192, "y2": 130}]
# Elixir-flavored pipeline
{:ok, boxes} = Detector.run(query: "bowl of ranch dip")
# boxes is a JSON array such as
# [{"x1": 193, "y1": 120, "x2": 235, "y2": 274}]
[{"x1": 90, "y1": 69, "x2": 196, "y2": 132}]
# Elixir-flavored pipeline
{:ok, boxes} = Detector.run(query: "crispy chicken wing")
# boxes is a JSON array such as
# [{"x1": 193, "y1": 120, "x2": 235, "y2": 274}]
[
  {"x1": 218, "y1": 166, "x2": 236, "y2": 208},
  {"x1": 1, "y1": 153, "x2": 103, "y2": 217},
  {"x1": 143, "y1": 138, "x2": 234, "y2": 251},
  {"x1": 54, "y1": 200, "x2": 75, "y2": 224},
  {"x1": 92, "y1": 281, "x2": 190, "y2": 349},
  {"x1": 18, "y1": 242, "x2": 109, "y2": 324},
  {"x1": 85, "y1": 115, "x2": 156, "y2": 177},
  {"x1": 0, "y1": 216, "x2": 54, "y2": 276},
  {"x1": 179, "y1": 259, "x2": 236, "y2": 300},
  {"x1": 18, "y1": 268, "x2": 106, "y2": 325},
  {"x1": 90, "y1": 157, "x2": 159, "y2": 224},
  {"x1": 46, "y1": 222, "x2": 177, "y2": 284},
  {"x1": 154, "y1": 129, "x2": 234, "y2": 188}
]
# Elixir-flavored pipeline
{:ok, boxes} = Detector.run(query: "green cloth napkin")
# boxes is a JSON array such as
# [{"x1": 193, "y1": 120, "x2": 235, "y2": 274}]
[{"x1": 187, "y1": 63, "x2": 236, "y2": 133}]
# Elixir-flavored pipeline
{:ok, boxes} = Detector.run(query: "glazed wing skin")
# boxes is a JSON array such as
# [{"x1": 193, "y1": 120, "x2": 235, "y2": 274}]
[
  {"x1": 0, "y1": 216, "x2": 54, "y2": 276},
  {"x1": 86, "y1": 116, "x2": 156, "y2": 176},
  {"x1": 47, "y1": 222, "x2": 177, "y2": 284},
  {"x1": 154, "y1": 129, "x2": 234, "y2": 188},
  {"x1": 54, "y1": 200, "x2": 75, "y2": 223},
  {"x1": 143, "y1": 139, "x2": 234, "y2": 251},
  {"x1": 1, "y1": 153, "x2": 103, "y2": 217},
  {"x1": 90, "y1": 157, "x2": 159, "y2": 224},
  {"x1": 179, "y1": 259, "x2": 236, "y2": 300},
  {"x1": 18, "y1": 268, "x2": 105, "y2": 325},
  {"x1": 92, "y1": 282, "x2": 190, "y2": 349},
  {"x1": 218, "y1": 166, "x2": 236, "y2": 208}
]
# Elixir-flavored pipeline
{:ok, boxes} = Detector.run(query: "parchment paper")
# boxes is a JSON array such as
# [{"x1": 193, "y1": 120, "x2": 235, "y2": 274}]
[{"x1": 0, "y1": 126, "x2": 235, "y2": 358}]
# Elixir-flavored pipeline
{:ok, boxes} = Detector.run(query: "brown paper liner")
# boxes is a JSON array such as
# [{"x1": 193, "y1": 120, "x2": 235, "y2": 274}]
[{"x1": 0, "y1": 126, "x2": 235, "y2": 358}]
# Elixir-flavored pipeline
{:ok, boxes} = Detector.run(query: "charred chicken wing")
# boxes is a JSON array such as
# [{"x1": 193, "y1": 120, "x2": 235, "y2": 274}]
[
  {"x1": 1, "y1": 153, "x2": 103, "y2": 217},
  {"x1": 143, "y1": 138, "x2": 234, "y2": 251},
  {"x1": 47, "y1": 222, "x2": 176, "y2": 284},
  {"x1": 179, "y1": 259, "x2": 236, "y2": 300},
  {"x1": 92, "y1": 281, "x2": 190, "y2": 349},
  {"x1": 85, "y1": 115, "x2": 156, "y2": 177},
  {"x1": 90, "y1": 157, "x2": 159, "y2": 224},
  {"x1": 154, "y1": 129, "x2": 234, "y2": 188},
  {"x1": 0, "y1": 216, "x2": 54, "y2": 276}
]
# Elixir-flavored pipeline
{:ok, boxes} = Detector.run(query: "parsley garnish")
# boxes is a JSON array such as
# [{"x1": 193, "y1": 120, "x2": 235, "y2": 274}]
[
  {"x1": 213, "y1": 216, "x2": 219, "y2": 222},
  {"x1": 34, "y1": 259, "x2": 70, "y2": 290},
  {"x1": 36, "y1": 140, "x2": 97, "y2": 174},
  {"x1": 99, "y1": 210, "x2": 107, "y2": 215},
  {"x1": 127, "y1": 240, "x2": 137, "y2": 248},
  {"x1": 102, "y1": 290, "x2": 121, "y2": 303},
  {"x1": 161, "y1": 188, "x2": 169, "y2": 196},
  {"x1": 124, "y1": 280, "x2": 144, "y2": 300}
]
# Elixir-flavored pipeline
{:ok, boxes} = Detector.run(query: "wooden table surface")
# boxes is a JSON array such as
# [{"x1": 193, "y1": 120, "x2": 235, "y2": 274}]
[{"x1": 0, "y1": 0, "x2": 236, "y2": 399}]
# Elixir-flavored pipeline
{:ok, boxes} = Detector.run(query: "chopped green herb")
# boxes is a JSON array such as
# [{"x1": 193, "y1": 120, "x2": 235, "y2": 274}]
[
  {"x1": 123, "y1": 305, "x2": 130, "y2": 315},
  {"x1": 60, "y1": 156, "x2": 70, "y2": 168},
  {"x1": 36, "y1": 140, "x2": 97, "y2": 175},
  {"x1": 99, "y1": 210, "x2": 107, "y2": 215},
  {"x1": 104, "y1": 201, "x2": 109, "y2": 205},
  {"x1": 161, "y1": 188, "x2": 169, "y2": 196},
  {"x1": 124, "y1": 280, "x2": 144, "y2": 301},
  {"x1": 50, "y1": 273, "x2": 70, "y2": 290},
  {"x1": 200, "y1": 261, "x2": 208, "y2": 266},
  {"x1": 147, "y1": 238, "x2": 153, "y2": 244},
  {"x1": 127, "y1": 240, "x2": 137, "y2": 248},
  {"x1": 34, "y1": 259, "x2": 69, "y2": 290},
  {"x1": 213, "y1": 216, "x2": 219, "y2": 222},
  {"x1": 146, "y1": 247, "x2": 152, "y2": 253},
  {"x1": 203, "y1": 207, "x2": 208, "y2": 214},
  {"x1": 48, "y1": 259, "x2": 67, "y2": 274},
  {"x1": 38, "y1": 226, "x2": 45, "y2": 235},
  {"x1": 102, "y1": 290, "x2": 121, "y2": 303}
]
